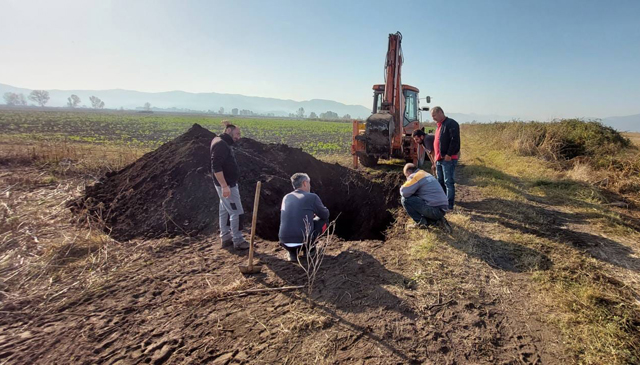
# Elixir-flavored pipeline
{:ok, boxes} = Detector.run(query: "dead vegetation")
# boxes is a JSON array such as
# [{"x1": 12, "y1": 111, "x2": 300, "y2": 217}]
[{"x1": 458, "y1": 122, "x2": 640, "y2": 364}]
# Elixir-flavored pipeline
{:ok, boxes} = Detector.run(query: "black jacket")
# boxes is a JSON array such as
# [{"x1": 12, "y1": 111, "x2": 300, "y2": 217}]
[
  {"x1": 437, "y1": 117, "x2": 460, "y2": 159},
  {"x1": 210, "y1": 133, "x2": 240, "y2": 187}
]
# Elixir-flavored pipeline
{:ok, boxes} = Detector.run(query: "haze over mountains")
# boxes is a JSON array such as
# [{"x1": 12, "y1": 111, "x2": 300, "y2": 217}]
[{"x1": 1, "y1": 83, "x2": 638, "y2": 132}]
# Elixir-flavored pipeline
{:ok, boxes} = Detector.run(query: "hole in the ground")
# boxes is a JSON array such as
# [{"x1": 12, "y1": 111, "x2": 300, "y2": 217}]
[
  {"x1": 251, "y1": 169, "x2": 402, "y2": 241},
  {"x1": 73, "y1": 124, "x2": 404, "y2": 242}
]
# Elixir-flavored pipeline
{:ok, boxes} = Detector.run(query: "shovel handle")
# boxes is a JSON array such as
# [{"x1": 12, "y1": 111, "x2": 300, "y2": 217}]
[{"x1": 248, "y1": 181, "x2": 261, "y2": 269}]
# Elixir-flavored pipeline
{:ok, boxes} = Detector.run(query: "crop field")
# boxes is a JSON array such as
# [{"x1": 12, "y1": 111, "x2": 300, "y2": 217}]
[{"x1": 0, "y1": 109, "x2": 353, "y2": 155}]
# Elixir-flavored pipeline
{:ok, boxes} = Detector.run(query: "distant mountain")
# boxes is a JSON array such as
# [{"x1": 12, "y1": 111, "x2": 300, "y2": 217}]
[
  {"x1": 602, "y1": 114, "x2": 640, "y2": 133},
  {"x1": 3, "y1": 82, "x2": 638, "y2": 131},
  {"x1": 0, "y1": 82, "x2": 371, "y2": 119}
]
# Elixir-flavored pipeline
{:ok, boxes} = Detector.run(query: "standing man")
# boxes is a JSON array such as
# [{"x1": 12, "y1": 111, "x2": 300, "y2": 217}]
[
  {"x1": 431, "y1": 106, "x2": 460, "y2": 210},
  {"x1": 210, "y1": 123, "x2": 249, "y2": 250},
  {"x1": 400, "y1": 163, "x2": 452, "y2": 232},
  {"x1": 279, "y1": 173, "x2": 330, "y2": 262}
]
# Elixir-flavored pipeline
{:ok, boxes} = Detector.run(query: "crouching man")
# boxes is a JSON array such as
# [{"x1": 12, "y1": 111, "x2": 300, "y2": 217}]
[
  {"x1": 279, "y1": 173, "x2": 330, "y2": 262},
  {"x1": 400, "y1": 163, "x2": 452, "y2": 232}
]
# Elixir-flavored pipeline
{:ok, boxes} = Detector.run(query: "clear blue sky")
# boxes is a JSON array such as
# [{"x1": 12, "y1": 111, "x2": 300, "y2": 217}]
[{"x1": 1, "y1": 0, "x2": 639, "y2": 119}]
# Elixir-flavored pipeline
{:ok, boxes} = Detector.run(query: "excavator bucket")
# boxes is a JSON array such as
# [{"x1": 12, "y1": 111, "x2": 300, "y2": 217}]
[
  {"x1": 352, "y1": 112, "x2": 394, "y2": 167},
  {"x1": 364, "y1": 112, "x2": 394, "y2": 156}
]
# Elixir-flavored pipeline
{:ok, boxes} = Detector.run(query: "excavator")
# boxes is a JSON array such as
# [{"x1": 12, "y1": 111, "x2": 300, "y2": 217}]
[{"x1": 351, "y1": 32, "x2": 430, "y2": 168}]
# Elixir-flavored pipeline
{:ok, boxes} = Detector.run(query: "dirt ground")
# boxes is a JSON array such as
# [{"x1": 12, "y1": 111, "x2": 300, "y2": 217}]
[
  {"x1": 1, "y1": 164, "x2": 571, "y2": 365},
  {"x1": 2, "y1": 127, "x2": 639, "y2": 363}
]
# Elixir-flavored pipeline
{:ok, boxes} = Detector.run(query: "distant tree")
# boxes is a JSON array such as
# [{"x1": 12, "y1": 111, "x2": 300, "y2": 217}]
[
  {"x1": 296, "y1": 107, "x2": 305, "y2": 119},
  {"x1": 288, "y1": 113, "x2": 295, "y2": 118},
  {"x1": 28, "y1": 90, "x2": 50, "y2": 107},
  {"x1": 342, "y1": 114, "x2": 351, "y2": 120},
  {"x1": 309, "y1": 111, "x2": 318, "y2": 119},
  {"x1": 319, "y1": 111, "x2": 339, "y2": 119},
  {"x1": 3, "y1": 92, "x2": 27, "y2": 106},
  {"x1": 67, "y1": 94, "x2": 81, "y2": 108},
  {"x1": 232, "y1": 108, "x2": 238, "y2": 115},
  {"x1": 218, "y1": 107, "x2": 225, "y2": 114},
  {"x1": 143, "y1": 102, "x2": 151, "y2": 111},
  {"x1": 89, "y1": 96, "x2": 105, "y2": 109}
]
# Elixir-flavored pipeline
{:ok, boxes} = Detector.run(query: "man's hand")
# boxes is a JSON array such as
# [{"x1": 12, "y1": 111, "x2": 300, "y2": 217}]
[
  {"x1": 222, "y1": 186, "x2": 231, "y2": 198},
  {"x1": 444, "y1": 155, "x2": 452, "y2": 162},
  {"x1": 431, "y1": 164, "x2": 437, "y2": 175}
]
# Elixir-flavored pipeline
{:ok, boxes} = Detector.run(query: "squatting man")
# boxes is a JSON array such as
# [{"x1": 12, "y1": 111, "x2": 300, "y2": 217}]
[
  {"x1": 400, "y1": 163, "x2": 452, "y2": 232},
  {"x1": 278, "y1": 173, "x2": 330, "y2": 262}
]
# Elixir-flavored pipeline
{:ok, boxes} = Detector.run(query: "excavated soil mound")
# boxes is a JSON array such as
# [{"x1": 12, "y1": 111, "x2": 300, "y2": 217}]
[{"x1": 72, "y1": 124, "x2": 402, "y2": 241}]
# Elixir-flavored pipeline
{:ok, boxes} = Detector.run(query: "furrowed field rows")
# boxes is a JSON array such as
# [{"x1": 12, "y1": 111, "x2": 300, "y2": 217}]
[{"x1": 0, "y1": 109, "x2": 353, "y2": 155}]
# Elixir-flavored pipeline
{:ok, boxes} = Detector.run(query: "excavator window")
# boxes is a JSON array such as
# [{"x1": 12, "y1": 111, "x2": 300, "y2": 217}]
[
  {"x1": 403, "y1": 90, "x2": 418, "y2": 125},
  {"x1": 372, "y1": 91, "x2": 383, "y2": 114}
]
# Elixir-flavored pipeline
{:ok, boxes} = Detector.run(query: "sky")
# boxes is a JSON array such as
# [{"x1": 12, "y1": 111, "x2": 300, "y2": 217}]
[{"x1": 1, "y1": 0, "x2": 639, "y2": 120}]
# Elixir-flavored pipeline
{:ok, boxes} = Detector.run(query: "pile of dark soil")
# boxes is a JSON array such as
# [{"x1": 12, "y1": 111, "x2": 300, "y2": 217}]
[{"x1": 71, "y1": 124, "x2": 402, "y2": 241}]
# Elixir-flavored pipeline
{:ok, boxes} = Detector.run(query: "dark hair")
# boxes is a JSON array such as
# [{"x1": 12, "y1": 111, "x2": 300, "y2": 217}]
[{"x1": 411, "y1": 129, "x2": 426, "y2": 138}]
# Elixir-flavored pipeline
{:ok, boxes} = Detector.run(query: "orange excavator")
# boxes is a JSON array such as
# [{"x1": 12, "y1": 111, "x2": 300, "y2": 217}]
[{"x1": 351, "y1": 32, "x2": 430, "y2": 168}]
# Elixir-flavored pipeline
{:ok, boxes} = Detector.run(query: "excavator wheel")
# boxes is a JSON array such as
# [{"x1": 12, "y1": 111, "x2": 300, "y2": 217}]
[{"x1": 358, "y1": 154, "x2": 379, "y2": 167}]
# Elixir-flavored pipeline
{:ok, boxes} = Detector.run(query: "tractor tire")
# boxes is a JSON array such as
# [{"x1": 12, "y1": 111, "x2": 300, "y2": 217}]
[{"x1": 359, "y1": 154, "x2": 379, "y2": 167}]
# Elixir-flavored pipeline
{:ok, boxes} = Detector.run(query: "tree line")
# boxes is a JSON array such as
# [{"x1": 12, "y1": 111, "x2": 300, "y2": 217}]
[
  {"x1": 3, "y1": 92, "x2": 355, "y2": 119},
  {"x1": 3, "y1": 90, "x2": 105, "y2": 109}
]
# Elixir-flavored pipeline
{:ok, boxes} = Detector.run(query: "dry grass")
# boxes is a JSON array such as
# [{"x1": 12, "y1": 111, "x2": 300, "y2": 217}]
[
  {"x1": 0, "y1": 137, "x2": 148, "y2": 178},
  {"x1": 623, "y1": 132, "x2": 640, "y2": 147},
  {"x1": 0, "y1": 166, "x2": 141, "y2": 315},
  {"x1": 454, "y1": 125, "x2": 640, "y2": 364}
]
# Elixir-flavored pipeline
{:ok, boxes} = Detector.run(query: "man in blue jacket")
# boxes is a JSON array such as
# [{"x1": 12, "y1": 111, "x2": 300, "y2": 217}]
[
  {"x1": 279, "y1": 173, "x2": 330, "y2": 262},
  {"x1": 400, "y1": 163, "x2": 452, "y2": 232}
]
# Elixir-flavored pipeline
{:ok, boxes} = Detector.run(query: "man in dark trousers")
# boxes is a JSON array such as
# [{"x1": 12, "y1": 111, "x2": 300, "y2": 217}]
[
  {"x1": 430, "y1": 106, "x2": 460, "y2": 210},
  {"x1": 400, "y1": 163, "x2": 452, "y2": 232},
  {"x1": 210, "y1": 123, "x2": 249, "y2": 250},
  {"x1": 279, "y1": 173, "x2": 330, "y2": 262}
]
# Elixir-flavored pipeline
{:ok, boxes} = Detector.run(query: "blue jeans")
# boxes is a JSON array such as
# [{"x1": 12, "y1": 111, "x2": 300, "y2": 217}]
[
  {"x1": 436, "y1": 159, "x2": 458, "y2": 209},
  {"x1": 401, "y1": 195, "x2": 445, "y2": 226}
]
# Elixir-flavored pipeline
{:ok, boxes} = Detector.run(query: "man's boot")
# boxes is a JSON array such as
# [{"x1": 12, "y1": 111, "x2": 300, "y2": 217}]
[
  {"x1": 220, "y1": 233, "x2": 233, "y2": 247},
  {"x1": 233, "y1": 238, "x2": 250, "y2": 250},
  {"x1": 436, "y1": 217, "x2": 453, "y2": 234}
]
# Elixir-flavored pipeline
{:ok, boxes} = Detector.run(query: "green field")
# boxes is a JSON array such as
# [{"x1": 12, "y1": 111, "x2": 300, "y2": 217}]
[{"x1": 0, "y1": 109, "x2": 352, "y2": 155}]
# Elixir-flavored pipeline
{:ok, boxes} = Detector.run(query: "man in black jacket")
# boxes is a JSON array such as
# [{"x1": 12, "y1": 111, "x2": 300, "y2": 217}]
[
  {"x1": 431, "y1": 106, "x2": 460, "y2": 210},
  {"x1": 210, "y1": 123, "x2": 249, "y2": 250}
]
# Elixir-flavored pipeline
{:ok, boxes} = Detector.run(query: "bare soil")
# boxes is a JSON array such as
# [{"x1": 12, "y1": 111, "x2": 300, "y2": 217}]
[
  {"x1": 1, "y1": 223, "x2": 561, "y2": 365},
  {"x1": 0, "y1": 164, "x2": 568, "y2": 364},
  {"x1": 71, "y1": 124, "x2": 401, "y2": 241}
]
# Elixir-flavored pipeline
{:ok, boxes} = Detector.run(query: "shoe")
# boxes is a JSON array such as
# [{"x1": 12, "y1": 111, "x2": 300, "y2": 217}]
[
  {"x1": 286, "y1": 250, "x2": 298, "y2": 262},
  {"x1": 220, "y1": 235, "x2": 233, "y2": 247},
  {"x1": 436, "y1": 217, "x2": 453, "y2": 234},
  {"x1": 233, "y1": 238, "x2": 250, "y2": 250}
]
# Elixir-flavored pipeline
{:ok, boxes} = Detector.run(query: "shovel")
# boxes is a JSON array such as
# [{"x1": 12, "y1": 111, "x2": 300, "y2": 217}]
[{"x1": 239, "y1": 181, "x2": 263, "y2": 274}]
